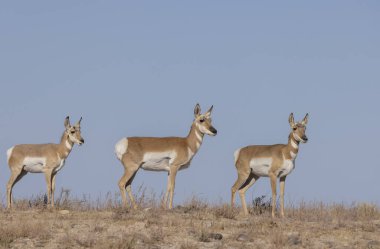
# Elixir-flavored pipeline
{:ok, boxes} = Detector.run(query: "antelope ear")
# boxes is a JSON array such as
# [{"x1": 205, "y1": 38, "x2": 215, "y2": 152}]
[
  {"x1": 302, "y1": 113, "x2": 309, "y2": 125},
  {"x1": 75, "y1": 117, "x2": 82, "y2": 127},
  {"x1": 205, "y1": 105, "x2": 213, "y2": 118},
  {"x1": 288, "y1": 113, "x2": 296, "y2": 128},
  {"x1": 64, "y1": 116, "x2": 71, "y2": 129},
  {"x1": 194, "y1": 103, "x2": 201, "y2": 118}
]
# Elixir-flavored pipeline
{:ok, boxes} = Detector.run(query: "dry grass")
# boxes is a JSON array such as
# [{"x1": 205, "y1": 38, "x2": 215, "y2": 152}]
[
  {"x1": 0, "y1": 218, "x2": 49, "y2": 248},
  {"x1": 1, "y1": 190, "x2": 379, "y2": 249}
]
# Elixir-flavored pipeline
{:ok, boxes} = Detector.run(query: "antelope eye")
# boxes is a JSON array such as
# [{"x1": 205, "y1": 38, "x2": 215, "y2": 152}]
[
  {"x1": 200, "y1": 118, "x2": 205, "y2": 123},
  {"x1": 71, "y1": 130, "x2": 76, "y2": 134},
  {"x1": 293, "y1": 127, "x2": 297, "y2": 131}
]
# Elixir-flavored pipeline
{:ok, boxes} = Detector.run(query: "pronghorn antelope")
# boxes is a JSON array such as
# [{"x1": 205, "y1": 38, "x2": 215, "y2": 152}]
[
  {"x1": 115, "y1": 104, "x2": 217, "y2": 209},
  {"x1": 6, "y1": 116, "x2": 84, "y2": 209},
  {"x1": 231, "y1": 113, "x2": 309, "y2": 218}
]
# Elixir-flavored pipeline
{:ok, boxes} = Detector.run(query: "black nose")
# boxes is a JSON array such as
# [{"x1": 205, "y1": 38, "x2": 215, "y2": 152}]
[
  {"x1": 80, "y1": 138, "x2": 85, "y2": 143},
  {"x1": 303, "y1": 136, "x2": 308, "y2": 142},
  {"x1": 210, "y1": 127, "x2": 217, "y2": 135}
]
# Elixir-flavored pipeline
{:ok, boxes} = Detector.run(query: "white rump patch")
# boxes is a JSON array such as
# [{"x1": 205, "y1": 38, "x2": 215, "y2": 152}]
[
  {"x1": 115, "y1": 138, "x2": 128, "y2": 160},
  {"x1": 234, "y1": 149, "x2": 241, "y2": 164},
  {"x1": 23, "y1": 157, "x2": 47, "y2": 173},
  {"x1": 141, "y1": 151, "x2": 177, "y2": 172},
  {"x1": 6, "y1": 146, "x2": 14, "y2": 163},
  {"x1": 250, "y1": 157, "x2": 273, "y2": 177}
]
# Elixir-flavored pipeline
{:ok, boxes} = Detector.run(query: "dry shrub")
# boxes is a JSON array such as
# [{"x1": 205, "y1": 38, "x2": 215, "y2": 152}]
[
  {"x1": 150, "y1": 226, "x2": 164, "y2": 242},
  {"x1": 361, "y1": 221, "x2": 376, "y2": 233},
  {"x1": 180, "y1": 241, "x2": 198, "y2": 249},
  {"x1": 112, "y1": 206, "x2": 131, "y2": 220},
  {"x1": 354, "y1": 203, "x2": 379, "y2": 220},
  {"x1": 127, "y1": 185, "x2": 162, "y2": 210},
  {"x1": 198, "y1": 229, "x2": 211, "y2": 242},
  {"x1": 330, "y1": 203, "x2": 380, "y2": 221},
  {"x1": 195, "y1": 229, "x2": 223, "y2": 243},
  {"x1": 287, "y1": 201, "x2": 380, "y2": 222},
  {"x1": 251, "y1": 195, "x2": 272, "y2": 215},
  {"x1": 288, "y1": 201, "x2": 331, "y2": 222},
  {"x1": 12, "y1": 193, "x2": 47, "y2": 210},
  {"x1": 331, "y1": 203, "x2": 346, "y2": 218},
  {"x1": 55, "y1": 188, "x2": 72, "y2": 209},
  {"x1": 96, "y1": 235, "x2": 137, "y2": 249},
  {"x1": 0, "y1": 220, "x2": 48, "y2": 247},
  {"x1": 180, "y1": 196, "x2": 208, "y2": 213},
  {"x1": 102, "y1": 192, "x2": 123, "y2": 210},
  {"x1": 214, "y1": 204, "x2": 238, "y2": 219},
  {"x1": 74, "y1": 234, "x2": 96, "y2": 248},
  {"x1": 62, "y1": 232, "x2": 139, "y2": 249},
  {"x1": 93, "y1": 224, "x2": 105, "y2": 233},
  {"x1": 270, "y1": 229, "x2": 286, "y2": 248}
]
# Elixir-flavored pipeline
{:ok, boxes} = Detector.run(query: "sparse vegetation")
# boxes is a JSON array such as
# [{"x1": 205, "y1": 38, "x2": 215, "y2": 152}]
[
  {"x1": 1, "y1": 190, "x2": 379, "y2": 249},
  {"x1": 251, "y1": 195, "x2": 272, "y2": 215},
  {"x1": 213, "y1": 204, "x2": 238, "y2": 219}
]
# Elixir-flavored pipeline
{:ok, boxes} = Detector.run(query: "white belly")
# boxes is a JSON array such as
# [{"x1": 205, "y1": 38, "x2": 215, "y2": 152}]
[
  {"x1": 277, "y1": 160, "x2": 295, "y2": 177},
  {"x1": 23, "y1": 157, "x2": 46, "y2": 173},
  {"x1": 250, "y1": 158, "x2": 272, "y2": 177},
  {"x1": 141, "y1": 151, "x2": 176, "y2": 172},
  {"x1": 141, "y1": 159, "x2": 170, "y2": 171}
]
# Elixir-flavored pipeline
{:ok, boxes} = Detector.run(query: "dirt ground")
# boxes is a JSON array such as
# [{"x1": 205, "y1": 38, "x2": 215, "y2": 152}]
[{"x1": 0, "y1": 196, "x2": 379, "y2": 249}]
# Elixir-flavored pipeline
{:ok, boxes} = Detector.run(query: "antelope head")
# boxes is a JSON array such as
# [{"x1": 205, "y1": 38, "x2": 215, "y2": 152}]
[
  {"x1": 289, "y1": 113, "x2": 309, "y2": 143},
  {"x1": 64, "y1": 116, "x2": 85, "y2": 145},
  {"x1": 193, "y1": 103, "x2": 217, "y2": 136}
]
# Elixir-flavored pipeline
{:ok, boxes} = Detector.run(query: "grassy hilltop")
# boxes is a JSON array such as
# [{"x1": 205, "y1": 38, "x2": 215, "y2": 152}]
[{"x1": 1, "y1": 191, "x2": 379, "y2": 249}]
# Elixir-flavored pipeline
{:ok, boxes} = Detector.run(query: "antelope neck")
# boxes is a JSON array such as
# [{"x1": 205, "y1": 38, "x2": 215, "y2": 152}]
[
  {"x1": 287, "y1": 132, "x2": 299, "y2": 159},
  {"x1": 59, "y1": 132, "x2": 74, "y2": 158},
  {"x1": 187, "y1": 124, "x2": 204, "y2": 153}
]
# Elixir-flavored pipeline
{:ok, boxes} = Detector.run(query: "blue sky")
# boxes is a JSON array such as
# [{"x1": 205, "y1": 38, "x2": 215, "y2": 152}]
[{"x1": 0, "y1": 1, "x2": 379, "y2": 206}]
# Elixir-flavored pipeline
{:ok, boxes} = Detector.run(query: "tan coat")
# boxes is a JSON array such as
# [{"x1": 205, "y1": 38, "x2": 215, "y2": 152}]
[
  {"x1": 116, "y1": 104, "x2": 217, "y2": 209},
  {"x1": 231, "y1": 113, "x2": 309, "y2": 218},
  {"x1": 6, "y1": 117, "x2": 84, "y2": 209}
]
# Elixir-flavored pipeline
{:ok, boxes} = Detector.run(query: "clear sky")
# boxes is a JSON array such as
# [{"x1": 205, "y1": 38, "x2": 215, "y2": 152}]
[{"x1": 0, "y1": 1, "x2": 379, "y2": 206}]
